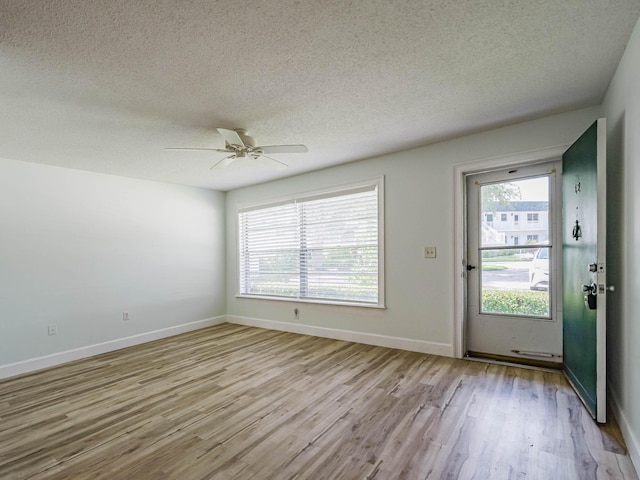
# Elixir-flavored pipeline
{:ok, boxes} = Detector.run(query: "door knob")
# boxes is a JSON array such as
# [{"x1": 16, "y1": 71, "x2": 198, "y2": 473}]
[{"x1": 598, "y1": 284, "x2": 616, "y2": 294}]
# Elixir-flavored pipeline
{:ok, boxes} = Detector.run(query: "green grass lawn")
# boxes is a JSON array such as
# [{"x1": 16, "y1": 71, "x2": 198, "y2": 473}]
[
  {"x1": 482, "y1": 255, "x2": 532, "y2": 263},
  {"x1": 482, "y1": 264, "x2": 508, "y2": 271}
]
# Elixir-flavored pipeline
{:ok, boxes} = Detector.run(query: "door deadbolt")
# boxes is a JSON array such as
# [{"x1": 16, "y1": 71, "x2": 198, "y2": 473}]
[{"x1": 583, "y1": 283, "x2": 597, "y2": 310}]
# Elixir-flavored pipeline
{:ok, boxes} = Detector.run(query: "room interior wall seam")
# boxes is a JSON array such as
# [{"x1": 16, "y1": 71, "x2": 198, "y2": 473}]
[
  {"x1": 0, "y1": 315, "x2": 227, "y2": 380},
  {"x1": 226, "y1": 314, "x2": 453, "y2": 356}
]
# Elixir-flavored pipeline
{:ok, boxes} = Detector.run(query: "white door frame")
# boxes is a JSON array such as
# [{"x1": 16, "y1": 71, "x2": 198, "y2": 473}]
[{"x1": 452, "y1": 145, "x2": 568, "y2": 358}]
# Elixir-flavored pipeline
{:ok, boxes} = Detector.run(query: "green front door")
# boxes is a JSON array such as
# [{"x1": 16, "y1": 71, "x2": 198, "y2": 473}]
[{"x1": 562, "y1": 118, "x2": 607, "y2": 422}]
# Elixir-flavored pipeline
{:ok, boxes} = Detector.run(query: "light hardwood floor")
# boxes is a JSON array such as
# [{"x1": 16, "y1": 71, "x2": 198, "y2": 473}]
[{"x1": 0, "y1": 323, "x2": 636, "y2": 479}]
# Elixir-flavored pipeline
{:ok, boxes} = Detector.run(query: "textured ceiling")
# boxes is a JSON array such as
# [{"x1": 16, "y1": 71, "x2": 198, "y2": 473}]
[{"x1": 1, "y1": 1, "x2": 639, "y2": 191}]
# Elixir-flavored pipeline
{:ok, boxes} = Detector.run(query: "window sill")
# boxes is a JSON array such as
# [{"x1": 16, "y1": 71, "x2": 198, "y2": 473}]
[{"x1": 235, "y1": 294, "x2": 386, "y2": 309}]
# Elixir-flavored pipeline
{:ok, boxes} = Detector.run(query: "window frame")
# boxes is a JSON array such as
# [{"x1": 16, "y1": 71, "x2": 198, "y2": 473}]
[{"x1": 235, "y1": 177, "x2": 385, "y2": 308}]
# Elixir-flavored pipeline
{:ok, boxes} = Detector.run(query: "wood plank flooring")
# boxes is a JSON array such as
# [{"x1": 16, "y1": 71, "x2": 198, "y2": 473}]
[{"x1": 0, "y1": 323, "x2": 636, "y2": 479}]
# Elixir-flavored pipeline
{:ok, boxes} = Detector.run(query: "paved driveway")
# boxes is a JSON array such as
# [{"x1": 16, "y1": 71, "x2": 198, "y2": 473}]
[{"x1": 482, "y1": 262, "x2": 530, "y2": 291}]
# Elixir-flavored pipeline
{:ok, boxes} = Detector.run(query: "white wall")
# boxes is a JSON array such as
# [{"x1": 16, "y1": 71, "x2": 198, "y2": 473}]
[
  {"x1": 602, "y1": 15, "x2": 640, "y2": 468},
  {"x1": 0, "y1": 158, "x2": 226, "y2": 374},
  {"x1": 226, "y1": 106, "x2": 599, "y2": 355}
]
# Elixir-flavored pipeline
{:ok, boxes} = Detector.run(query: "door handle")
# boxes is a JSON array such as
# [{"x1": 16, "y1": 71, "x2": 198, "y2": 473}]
[
  {"x1": 466, "y1": 264, "x2": 476, "y2": 271},
  {"x1": 583, "y1": 283, "x2": 597, "y2": 310}
]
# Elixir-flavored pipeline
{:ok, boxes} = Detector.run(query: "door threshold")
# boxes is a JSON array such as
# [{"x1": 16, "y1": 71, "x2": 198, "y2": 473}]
[{"x1": 465, "y1": 351, "x2": 562, "y2": 373}]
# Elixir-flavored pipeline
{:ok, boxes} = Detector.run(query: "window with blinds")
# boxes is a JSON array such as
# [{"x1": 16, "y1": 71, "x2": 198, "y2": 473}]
[{"x1": 238, "y1": 178, "x2": 384, "y2": 307}]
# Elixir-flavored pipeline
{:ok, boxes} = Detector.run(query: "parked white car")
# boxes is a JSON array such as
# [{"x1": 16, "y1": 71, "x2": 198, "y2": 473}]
[{"x1": 529, "y1": 248, "x2": 549, "y2": 291}]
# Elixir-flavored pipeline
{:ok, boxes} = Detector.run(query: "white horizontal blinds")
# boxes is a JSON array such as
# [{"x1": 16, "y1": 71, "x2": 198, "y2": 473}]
[
  {"x1": 238, "y1": 183, "x2": 379, "y2": 304},
  {"x1": 239, "y1": 202, "x2": 300, "y2": 297},
  {"x1": 301, "y1": 189, "x2": 378, "y2": 303}
]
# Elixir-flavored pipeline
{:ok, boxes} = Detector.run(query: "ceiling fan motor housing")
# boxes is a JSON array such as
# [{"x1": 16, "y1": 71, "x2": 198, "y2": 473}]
[{"x1": 231, "y1": 129, "x2": 256, "y2": 148}]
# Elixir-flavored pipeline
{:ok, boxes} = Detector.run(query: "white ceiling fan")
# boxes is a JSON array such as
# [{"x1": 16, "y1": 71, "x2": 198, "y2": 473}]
[{"x1": 166, "y1": 128, "x2": 308, "y2": 170}]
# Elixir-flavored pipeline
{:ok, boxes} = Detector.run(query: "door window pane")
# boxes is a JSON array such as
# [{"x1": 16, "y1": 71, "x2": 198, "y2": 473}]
[
  {"x1": 480, "y1": 177, "x2": 550, "y2": 248},
  {"x1": 479, "y1": 175, "x2": 551, "y2": 318},
  {"x1": 480, "y1": 248, "x2": 550, "y2": 318}
]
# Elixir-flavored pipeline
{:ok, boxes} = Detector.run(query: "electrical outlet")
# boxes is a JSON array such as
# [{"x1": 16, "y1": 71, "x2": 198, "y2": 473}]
[
  {"x1": 424, "y1": 246, "x2": 437, "y2": 258},
  {"x1": 48, "y1": 324, "x2": 57, "y2": 336},
  {"x1": 294, "y1": 308, "x2": 299, "y2": 320},
  {"x1": 123, "y1": 312, "x2": 130, "y2": 321}
]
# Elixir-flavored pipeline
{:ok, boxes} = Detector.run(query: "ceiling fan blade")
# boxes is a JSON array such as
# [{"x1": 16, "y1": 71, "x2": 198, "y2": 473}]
[
  {"x1": 217, "y1": 128, "x2": 245, "y2": 147},
  {"x1": 254, "y1": 155, "x2": 288, "y2": 170},
  {"x1": 210, "y1": 155, "x2": 237, "y2": 170},
  {"x1": 256, "y1": 144, "x2": 308, "y2": 154},
  {"x1": 165, "y1": 147, "x2": 229, "y2": 153}
]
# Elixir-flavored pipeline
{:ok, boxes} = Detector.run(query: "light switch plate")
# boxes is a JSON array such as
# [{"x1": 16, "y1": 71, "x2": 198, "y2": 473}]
[{"x1": 424, "y1": 246, "x2": 436, "y2": 258}]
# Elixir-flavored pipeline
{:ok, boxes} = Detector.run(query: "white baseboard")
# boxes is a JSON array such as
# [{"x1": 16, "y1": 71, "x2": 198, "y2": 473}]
[
  {"x1": 609, "y1": 386, "x2": 640, "y2": 473},
  {"x1": 226, "y1": 315, "x2": 453, "y2": 357},
  {"x1": 0, "y1": 316, "x2": 227, "y2": 380}
]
